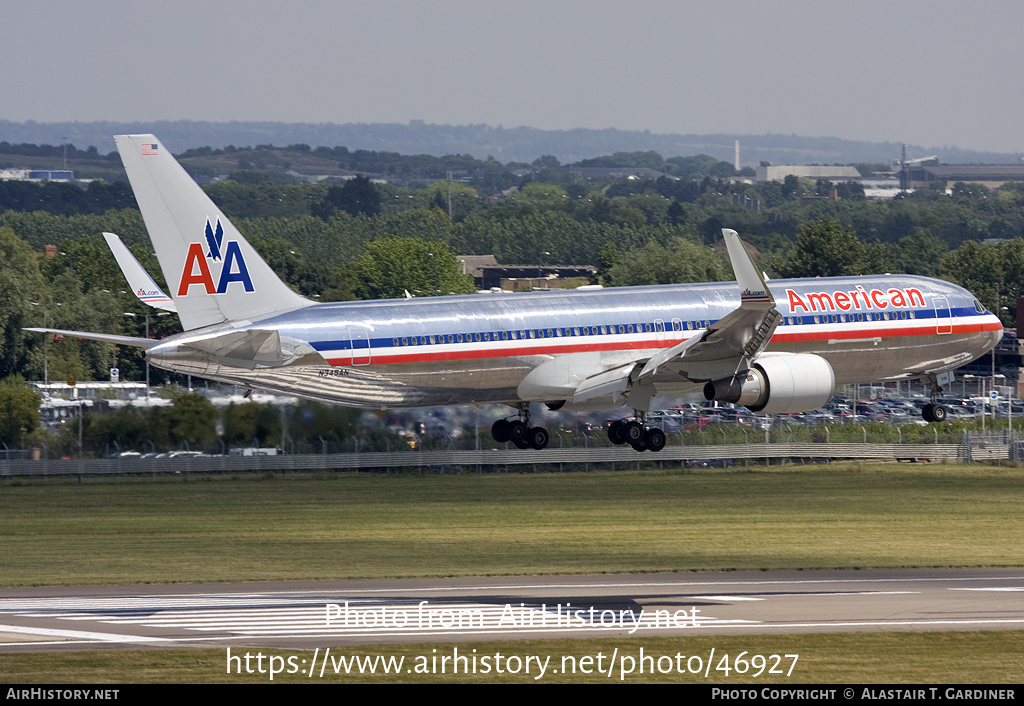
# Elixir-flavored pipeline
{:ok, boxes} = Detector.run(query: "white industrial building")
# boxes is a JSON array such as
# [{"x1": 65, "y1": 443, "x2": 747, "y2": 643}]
[
  {"x1": 755, "y1": 165, "x2": 861, "y2": 182},
  {"x1": 0, "y1": 168, "x2": 74, "y2": 181}
]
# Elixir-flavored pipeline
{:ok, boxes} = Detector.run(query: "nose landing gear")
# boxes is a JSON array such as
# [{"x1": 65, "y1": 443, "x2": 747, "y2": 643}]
[{"x1": 922, "y1": 402, "x2": 947, "y2": 423}]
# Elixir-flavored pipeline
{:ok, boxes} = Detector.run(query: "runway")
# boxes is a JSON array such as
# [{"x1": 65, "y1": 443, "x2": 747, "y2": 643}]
[{"x1": 1, "y1": 568, "x2": 1023, "y2": 653}]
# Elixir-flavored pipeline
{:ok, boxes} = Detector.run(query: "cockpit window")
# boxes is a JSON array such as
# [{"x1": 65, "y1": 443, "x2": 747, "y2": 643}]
[{"x1": 974, "y1": 299, "x2": 984, "y2": 313}]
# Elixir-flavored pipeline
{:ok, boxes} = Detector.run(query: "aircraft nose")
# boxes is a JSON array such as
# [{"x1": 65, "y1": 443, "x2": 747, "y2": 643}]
[{"x1": 986, "y1": 324, "x2": 1004, "y2": 349}]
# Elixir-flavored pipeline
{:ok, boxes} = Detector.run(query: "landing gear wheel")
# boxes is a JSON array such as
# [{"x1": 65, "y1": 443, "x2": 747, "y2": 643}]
[
  {"x1": 645, "y1": 427, "x2": 666, "y2": 452},
  {"x1": 922, "y1": 403, "x2": 935, "y2": 423},
  {"x1": 508, "y1": 419, "x2": 528, "y2": 444},
  {"x1": 608, "y1": 419, "x2": 628, "y2": 445},
  {"x1": 491, "y1": 419, "x2": 510, "y2": 443},
  {"x1": 931, "y1": 404, "x2": 947, "y2": 422},
  {"x1": 624, "y1": 420, "x2": 645, "y2": 445},
  {"x1": 527, "y1": 426, "x2": 549, "y2": 450}
]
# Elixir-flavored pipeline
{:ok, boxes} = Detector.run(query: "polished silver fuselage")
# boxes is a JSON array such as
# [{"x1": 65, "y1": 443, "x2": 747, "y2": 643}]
[{"x1": 147, "y1": 274, "x2": 1002, "y2": 409}]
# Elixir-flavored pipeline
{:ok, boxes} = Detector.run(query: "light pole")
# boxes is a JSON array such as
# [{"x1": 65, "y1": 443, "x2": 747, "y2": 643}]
[
  {"x1": 30, "y1": 302, "x2": 61, "y2": 386},
  {"x1": 428, "y1": 252, "x2": 438, "y2": 294},
  {"x1": 125, "y1": 311, "x2": 169, "y2": 400}
]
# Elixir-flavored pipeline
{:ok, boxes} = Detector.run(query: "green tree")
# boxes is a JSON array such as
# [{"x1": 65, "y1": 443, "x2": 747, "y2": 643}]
[
  {"x1": 313, "y1": 176, "x2": 382, "y2": 220},
  {"x1": 781, "y1": 218, "x2": 872, "y2": 277},
  {"x1": 165, "y1": 391, "x2": 218, "y2": 450},
  {"x1": 0, "y1": 227, "x2": 46, "y2": 379},
  {"x1": 941, "y1": 239, "x2": 1024, "y2": 326},
  {"x1": 0, "y1": 375, "x2": 40, "y2": 445},
  {"x1": 508, "y1": 182, "x2": 568, "y2": 207},
  {"x1": 666, "y1": 200, "x2": 686, "y2": 226},
  {"x1": 222, "y1": 401, "x2": 280, "y2": 447},
  {"x1": 532, "y1": 155, "x2": 561, "y2": 169},
  {"x1": 597, "y1": 241, "x2": 621, "y2": 285},
  {"x1": 951, "y1": 182, "x2": 990, "y2": 201},
  {"x1": 343, "y1": 238, "x2": 475, "y2": 299},
  {"x1": 895, "y1": 231, "x2": 947, "y2": 277},
  {"x1": 606, "y1": 238, "x2": 729, "y2": 286}
]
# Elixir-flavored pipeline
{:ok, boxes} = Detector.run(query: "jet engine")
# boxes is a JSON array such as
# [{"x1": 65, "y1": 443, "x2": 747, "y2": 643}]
[{"x1": 703, "y1": 353, "x2": 835, "y2": 414}]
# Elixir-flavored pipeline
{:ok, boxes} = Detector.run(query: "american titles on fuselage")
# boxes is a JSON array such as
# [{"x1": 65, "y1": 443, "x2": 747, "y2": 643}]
[{"x1": 786, "y1": 286, "x2": 927, "y2": 314}]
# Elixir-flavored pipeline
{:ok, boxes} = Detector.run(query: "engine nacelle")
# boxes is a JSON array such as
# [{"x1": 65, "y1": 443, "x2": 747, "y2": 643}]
[{"x1": 703, "y1": 353, "x2": 835, "y2": 414}]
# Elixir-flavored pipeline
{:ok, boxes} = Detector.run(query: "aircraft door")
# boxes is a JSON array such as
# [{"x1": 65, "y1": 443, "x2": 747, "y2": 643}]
[
  {"x1": 934, "y1": 296, "x2": 952, "y2": 335},
  {"x1": 348, "y1": 326, "x2": 372, "y2": 366}
]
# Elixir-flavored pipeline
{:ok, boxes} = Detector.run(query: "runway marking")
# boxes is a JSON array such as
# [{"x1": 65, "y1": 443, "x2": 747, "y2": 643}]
[
  {"x1": 712, "y1": 591, "x2": 919, "y2": 598},
  {"x1": 0, "y1": 596, "x2": 749, "y2": 640},
  {"x1": 2, "y1": 575, "x2": 1022, "y2": 647},
  {"x1": 0, "y1": 623, "x2": 166, "y2": 643},
  {"x1": 4, "y1": 615, "x2": 1024, "y2": 649},
  {"x1": 244, "y1": 575, "x2": 1024, "y2": 594},
  {"x1": 0, "y1": 575, "x2": 1018, "y2": 613},
  {"x1": 0, "y1": 595, "x2": 330, "y2": 612}
]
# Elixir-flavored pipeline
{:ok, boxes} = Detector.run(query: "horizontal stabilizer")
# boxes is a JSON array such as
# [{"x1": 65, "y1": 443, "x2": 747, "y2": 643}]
[
  {"x1": 24, "y1": 328, "x2": 156, "y2": 349},
  {"x1": 153, "y1": 327, "x2": 323, "y2": 370},
  {"x1": 186, "y1": 329, "x2": 283, "y2": 364},
  {"x1": 102, "y1": 232, "x2": 177, "y2": 312}
]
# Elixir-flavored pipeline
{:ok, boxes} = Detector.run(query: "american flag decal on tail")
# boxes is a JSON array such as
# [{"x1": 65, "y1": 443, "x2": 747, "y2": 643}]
[{"x1": 141, "y1": 143, "x2": 158, "y2": 155}]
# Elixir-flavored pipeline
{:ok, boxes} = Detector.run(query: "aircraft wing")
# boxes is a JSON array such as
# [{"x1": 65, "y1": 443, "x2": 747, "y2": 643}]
[
  {"x1": 102, "y1": 232, "x2": 177, "y2": 312},
  {"x1": 573, "y1": 229, "x2": 780, "y2": 405}
]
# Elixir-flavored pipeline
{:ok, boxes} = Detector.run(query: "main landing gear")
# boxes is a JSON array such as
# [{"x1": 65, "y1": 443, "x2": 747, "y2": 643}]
[
  {"x1": 491, "y1": 403, "x2": 549, "y2": 450},
  {"x1": 607, "y1": 413, "x2": 666, "y2": 452}
]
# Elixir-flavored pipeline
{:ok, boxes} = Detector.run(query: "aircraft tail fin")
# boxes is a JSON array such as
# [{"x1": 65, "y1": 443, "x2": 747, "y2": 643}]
[
  {"x1": 102, "y1": 232, "x2": 177, "y2": 313},
  {"x1": 114, "y1": 135, "x2": 311, "y2": 331}
]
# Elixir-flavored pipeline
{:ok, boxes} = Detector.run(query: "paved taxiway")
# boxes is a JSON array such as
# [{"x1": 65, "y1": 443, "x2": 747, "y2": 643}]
[{"x1": 1, "y1": 568, "x2": 1023, "y2": 653}]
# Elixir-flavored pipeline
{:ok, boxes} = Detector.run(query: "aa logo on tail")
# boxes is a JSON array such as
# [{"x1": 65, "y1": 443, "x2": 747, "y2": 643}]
[{"x1": 177, "y1": 218, "x2": 254, "y2": 295}]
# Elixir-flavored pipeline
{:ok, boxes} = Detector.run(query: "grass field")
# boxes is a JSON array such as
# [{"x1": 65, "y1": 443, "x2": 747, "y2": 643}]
[
  {"x1": 2, "y1": 632, "x2": 1022, "y2": 683},
  {"x1": 2, "y1": 462, "x2": 1022, "y2": 683},
  {"x1": 2, "y1": 463, "x2": 1024, "y2": 586}
]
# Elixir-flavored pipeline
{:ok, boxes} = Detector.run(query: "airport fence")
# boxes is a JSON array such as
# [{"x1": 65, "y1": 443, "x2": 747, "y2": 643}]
[{"x1": 0, "y1": 431, "x2": 1015, "y2": 480}]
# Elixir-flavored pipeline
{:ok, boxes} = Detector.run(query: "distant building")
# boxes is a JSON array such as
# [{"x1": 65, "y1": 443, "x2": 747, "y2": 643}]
[
  {"x1": 799, "y1": 188, "x2": 841, "y2": 208},
  {"x1": 0, "y1": 168, "x2": 73, "y2": 181},
  {"x1": 554, "y1": 166, "x2": 671, "y2": 179},
  {"x1": 489, "y1": 186, "x2": 519, "y2": 204},
  {"x1": 904, "y1": 165, "x2": 1024, "y2": 190},
  {"x1": 31, "y1": 381, "x2": 147, "y2": 401},
  {"x1": 477, "y1": 265, "x2": 596, "y2": 291},
  {"x1": 456, "y1": 255, "x2": 499, "y2": 280},
  {"x1": 755, "y1": 165, "x2": 861, "y2": 182},
  {"x1": 456, "y1": 256, "x2": 596, "y2": 290}
]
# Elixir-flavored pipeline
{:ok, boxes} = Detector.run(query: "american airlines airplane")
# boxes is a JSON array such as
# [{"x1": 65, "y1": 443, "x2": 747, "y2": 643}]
[{"x1": 28, "y1": 135, "x2": 1003, "y2": 453}]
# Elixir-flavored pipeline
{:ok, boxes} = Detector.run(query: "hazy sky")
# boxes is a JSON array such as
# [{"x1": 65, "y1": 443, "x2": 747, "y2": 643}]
[{"x1": 5, "y1": 0, "x2": 1022, "y2": 152}]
